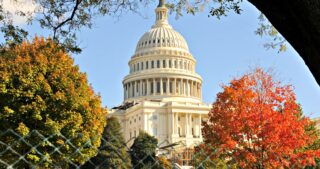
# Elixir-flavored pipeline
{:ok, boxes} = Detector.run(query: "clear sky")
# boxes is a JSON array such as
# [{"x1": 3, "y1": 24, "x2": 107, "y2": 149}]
[{"x1": 2, "y1": 1, "x2": 320, "y2": 117}]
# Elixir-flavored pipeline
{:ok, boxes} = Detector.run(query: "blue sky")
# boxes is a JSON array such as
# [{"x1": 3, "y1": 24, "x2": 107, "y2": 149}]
[{"x1": 2, "y1": 1, "x2": 320, "y2": 117}]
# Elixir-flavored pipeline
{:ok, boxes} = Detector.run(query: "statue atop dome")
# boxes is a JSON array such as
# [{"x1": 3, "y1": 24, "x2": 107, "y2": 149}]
[{"x1": 158, "y1": 0, "x2": 165, "y2": 7}]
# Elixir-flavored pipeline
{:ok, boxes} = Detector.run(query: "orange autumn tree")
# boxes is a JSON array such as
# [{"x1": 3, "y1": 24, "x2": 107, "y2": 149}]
[{"x1": 202, "y1": 68, "x2": 320, "y2": 168}]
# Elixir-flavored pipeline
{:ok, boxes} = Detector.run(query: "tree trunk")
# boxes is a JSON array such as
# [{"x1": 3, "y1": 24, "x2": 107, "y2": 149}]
[{"x1": 248, "y1": 0, "x2": 320, "y2": 86}]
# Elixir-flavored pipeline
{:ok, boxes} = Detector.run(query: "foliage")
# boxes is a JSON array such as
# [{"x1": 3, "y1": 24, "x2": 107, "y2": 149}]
[
  {"x1": 130, "y1": 131, "x2": 159, "y2": 169},
  {"x1": 82, "y1": 116, "x2": 131, "y2": 169},
  {"x1": 0, "y1": 37, "x2": 107, "y2": 168},
  {"x1": 0, "y1": 0, "x2": 150, "y2": 53},
  {"x1": 0, "y1": 0, "x2": 285, "y2": 53},
  {"x1": 157, "y1": 156, "x2": 172, "y2": 169},
  {"x1": 202, "y1": 68, "x2": 320, "y2": 168}
]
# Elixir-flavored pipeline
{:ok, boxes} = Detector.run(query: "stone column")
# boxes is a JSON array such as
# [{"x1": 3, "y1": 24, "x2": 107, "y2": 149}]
[
  {"x1": 175, "y1": 112, "x2": 178, "y2": 136},
  {"x1": 190, "y1": 81, "x2": 192, "y2": 96},
  {"x1": 200, "y1": 83, "x2": 202, "y2": 98},
  {"x1": 180, "y1": 79, "x2": 183, "y2": 95},
  {"x1": 182, "y1": 80, "x2": 185, "y2": 95},
  {"x1": 139, "y1": 80, "x2": 142, "y2": 96},
  {"x1": 196, "y1": 83, "x2": 198, "y2": 97},
  {"x1": 134, "y1": 81, "x2": 137, "y2": 97},
  {"x1": 141, "y1": 81, "x2": 144, "y2": 96},
  {"x1": 187, "y1": 82, "x2": 189, "y2": 97},
  {"x1": 147, "y1": 79, "x2": 150, "y2": 95},
  {"x1": 128, "y1": 83, "x2": 131, "y2": 98},
  {"x1": 171, "y1": 112, "x2": 174, "y2": 136},
  {"x1": 185, "y1": 113, "x2": 189, "y2": 137}
]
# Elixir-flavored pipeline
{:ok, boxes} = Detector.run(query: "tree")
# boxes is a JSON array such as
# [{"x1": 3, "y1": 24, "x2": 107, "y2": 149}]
[
  {"x1": 202, "y1": 68, "x2": 320, "y2": 168},
  {"x1": 130, "y1": 131, "x2": 158, "y2": 169},
  {"x1": 82, "y1": 117, "x2": 131, "y2": 169},
  {"x1": 0, "y1": 37, "x2": 107, "y2": 168},
  {"x1": 1, "y1": 1, "x2": 319, "y2": 86}
]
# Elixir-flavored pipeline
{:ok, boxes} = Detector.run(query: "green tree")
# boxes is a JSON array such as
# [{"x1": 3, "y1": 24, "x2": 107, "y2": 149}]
[
  {"x1": 130, "y1": 131, "x2": 158, "y2": 169},
  {"x1": 82, "y1": 116, "x2": 131, "y2": 169},
  {"x1": 0, "y1": 37, "x2": 107, "y2": 168}
]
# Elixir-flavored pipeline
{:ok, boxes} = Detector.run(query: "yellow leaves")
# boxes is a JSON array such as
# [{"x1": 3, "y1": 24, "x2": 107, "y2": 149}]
[
  {"x1": 16, "y1": 122, "x2": 29, "y2": 136},
  {"x1": 27, "y1": 154, "x2": 40, "y2": 163},
  {"x1": 56, "y1": 139, "x2": 65, "y2": 145},
  {"x1": 0, "y1": 37, "x2": 106, "y2": 167}
]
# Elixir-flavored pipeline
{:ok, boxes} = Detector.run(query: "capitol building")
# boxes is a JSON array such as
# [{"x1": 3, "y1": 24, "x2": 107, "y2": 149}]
[{"x1": 110, "y1": 0, "x2": 211, "y2": 151}]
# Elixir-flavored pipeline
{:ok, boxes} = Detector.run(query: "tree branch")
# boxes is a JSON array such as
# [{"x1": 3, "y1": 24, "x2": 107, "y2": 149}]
[{"x1": 53, "y1": 0, "x2": 82, "y2": 39}]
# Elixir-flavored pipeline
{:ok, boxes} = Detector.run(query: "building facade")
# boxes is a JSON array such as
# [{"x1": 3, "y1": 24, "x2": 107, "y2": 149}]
[{"x1": 110, "y1": 1, "x2": 211, "y2": 148}]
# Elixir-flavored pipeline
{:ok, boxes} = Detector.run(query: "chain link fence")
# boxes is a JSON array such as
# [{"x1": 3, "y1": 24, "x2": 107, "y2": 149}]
[{"x1": 1, "y1": 129, "x2": 319, "y2": 169}]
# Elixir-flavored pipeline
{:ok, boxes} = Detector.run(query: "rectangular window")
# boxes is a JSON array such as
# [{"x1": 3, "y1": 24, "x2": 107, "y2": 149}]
[
  {"x1": 169, "y1": 82, "x2": 172, "y2": 93},
  {"x1": 151, "y1": 61, "x2": 154, "y2": 68},
  {"x1": 157, "y1": 60, "x2": 160, "y2": 68},
  {"x1": 133, "y1": 65, "x2": 136, "y2": 72},
  {"x1": 137, "y1": 63, "x2": 139, "y2": 71},
  {"x1": 146, "y1": 61, "x2": 149, "y2": 69},
  {"x1": 141, "y1": 62, "x2": 144, "y2": 70},
  {"x1": 163, "y1": 60, "x2": 166, "y2": 68},
  {"x1": 169, "y1": 60, "x2": 172, "y2": 68},
  {"x1": 151, "y1": 82, "x2": 154, "y2": 93},
  {"x1": 136, "y1": 83, "x2": 139, "y2": 92},
  {"x1": 157, "y1": 82, "x2": 160, "y2": 93},
  {"x1": 152, "y1": 127, "x2": 157, "y2": 136},
  {"x1": 163, "y1": 82, "x2": 166, "y2": 93}
]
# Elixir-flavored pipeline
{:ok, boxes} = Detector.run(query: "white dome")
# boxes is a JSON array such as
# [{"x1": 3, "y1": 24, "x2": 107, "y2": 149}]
[{"x1": 135, "y1": 26, "x2": 189, "y2": 53}]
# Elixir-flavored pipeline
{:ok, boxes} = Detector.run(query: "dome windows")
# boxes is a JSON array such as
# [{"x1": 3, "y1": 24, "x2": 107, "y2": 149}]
[{"x1": 129, "y1": 58, "x2": 195, "y2": 73}]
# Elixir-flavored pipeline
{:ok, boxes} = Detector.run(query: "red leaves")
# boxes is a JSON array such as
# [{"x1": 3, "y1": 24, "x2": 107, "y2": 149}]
[{"x1": 202, "y1": 68, "x2": 319, "y2": 168}]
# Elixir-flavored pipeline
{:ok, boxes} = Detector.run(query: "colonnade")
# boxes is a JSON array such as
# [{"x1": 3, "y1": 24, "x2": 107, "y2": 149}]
[
  {"x1": 124, "y1": 78, "x2": 202, "y2": 99},
  {"x1": 171, "y1": 112, "x2": 202, "y2": 138}
]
